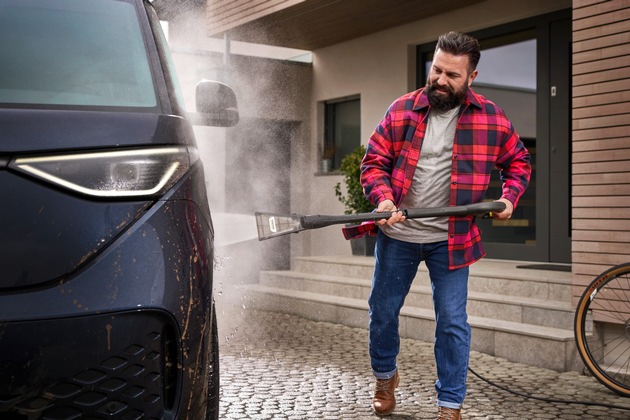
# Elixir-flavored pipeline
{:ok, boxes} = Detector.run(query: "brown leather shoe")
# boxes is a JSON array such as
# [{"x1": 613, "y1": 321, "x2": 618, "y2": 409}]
[
  {"x1": 437, "y1": 406, "x2": 462, "y2": 420},
  {"x1": 372, "y1": 371, "x2": 399, "y2": 416}
]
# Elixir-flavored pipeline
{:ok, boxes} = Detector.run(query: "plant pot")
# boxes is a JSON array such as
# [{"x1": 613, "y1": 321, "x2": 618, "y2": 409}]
[{"x1": 350, "y1": 234, "x2": 376, "y2": 256}]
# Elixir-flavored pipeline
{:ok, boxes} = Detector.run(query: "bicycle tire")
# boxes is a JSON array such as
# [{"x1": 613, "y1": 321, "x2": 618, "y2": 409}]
[{"x1": 574, "y1": 262, "x2": 630, "y2": 397}]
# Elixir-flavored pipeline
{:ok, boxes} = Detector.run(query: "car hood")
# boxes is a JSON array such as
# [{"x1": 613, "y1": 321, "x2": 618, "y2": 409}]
[{"x1": 0, "y1": 108, "x2": 194, "y2": 152}]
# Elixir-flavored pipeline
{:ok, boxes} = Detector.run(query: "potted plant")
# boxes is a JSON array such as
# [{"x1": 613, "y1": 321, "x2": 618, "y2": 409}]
[{"x1": 334, "y1": 145, "x2": 376, "y2": 255}]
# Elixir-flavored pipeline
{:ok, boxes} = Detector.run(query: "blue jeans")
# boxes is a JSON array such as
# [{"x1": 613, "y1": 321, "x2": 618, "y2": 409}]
[{"x1": 368, "y1": 231, "x2": 470, "y2": 409}]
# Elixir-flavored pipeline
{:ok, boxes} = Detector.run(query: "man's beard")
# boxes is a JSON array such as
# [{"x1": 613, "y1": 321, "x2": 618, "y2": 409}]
[{"x1": 426, "y1": 79, "x2": 468, "y2": 112}]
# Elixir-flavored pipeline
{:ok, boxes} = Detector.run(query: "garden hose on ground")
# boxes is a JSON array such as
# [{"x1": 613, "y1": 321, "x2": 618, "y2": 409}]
[{"x1": 468, "y1": 366, "x2": 630, "y2": 412}]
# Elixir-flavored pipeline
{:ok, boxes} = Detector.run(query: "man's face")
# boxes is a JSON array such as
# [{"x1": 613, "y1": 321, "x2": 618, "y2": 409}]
[{"x1": 426, "y1": 48, "x2": 478, "y2": 112}]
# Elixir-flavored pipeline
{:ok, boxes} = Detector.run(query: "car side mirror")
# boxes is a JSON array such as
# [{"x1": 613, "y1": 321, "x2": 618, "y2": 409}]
[{"x1": 189, "y1": 80, "x2": 239, "y2": 127}]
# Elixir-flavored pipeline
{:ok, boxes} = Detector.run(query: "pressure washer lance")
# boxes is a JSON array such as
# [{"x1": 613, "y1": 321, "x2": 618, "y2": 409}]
[{"x1": 255, "y1": 201, "x2": 505, "y2": 241}]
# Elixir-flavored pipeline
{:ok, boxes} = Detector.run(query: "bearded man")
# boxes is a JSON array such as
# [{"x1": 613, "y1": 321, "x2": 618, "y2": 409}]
[{"x1": 349, "y1": 31, "x2": 531, "y2": 419}]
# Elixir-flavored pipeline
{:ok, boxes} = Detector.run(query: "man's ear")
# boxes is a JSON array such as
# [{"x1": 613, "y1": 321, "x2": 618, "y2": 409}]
[{"x1": 468, "y1": 70, "x2": 478, "y2": 86}]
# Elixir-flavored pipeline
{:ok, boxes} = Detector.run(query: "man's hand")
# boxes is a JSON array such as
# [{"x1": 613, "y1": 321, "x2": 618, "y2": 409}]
[
  {"x1": 375, "y1": 200, "x2": 406, "y2": 226},
  {"x1": 493, "y1": 198, "x2": 514, "y2": 221}
]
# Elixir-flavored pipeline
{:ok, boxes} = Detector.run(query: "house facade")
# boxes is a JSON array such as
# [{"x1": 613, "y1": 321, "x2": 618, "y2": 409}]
[{"x1": 165, "y1": 0, "x2": 629, "y2": 324}]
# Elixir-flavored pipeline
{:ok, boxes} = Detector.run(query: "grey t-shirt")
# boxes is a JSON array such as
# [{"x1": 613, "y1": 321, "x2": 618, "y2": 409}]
[{"x1": 381, "y1": 106, "x2": 459, "y2": 243}]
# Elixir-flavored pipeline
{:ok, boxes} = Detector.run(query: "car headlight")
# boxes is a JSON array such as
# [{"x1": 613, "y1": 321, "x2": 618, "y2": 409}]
[{"x1": 10, "y1": 147, "x2": 194, "y2": 198}]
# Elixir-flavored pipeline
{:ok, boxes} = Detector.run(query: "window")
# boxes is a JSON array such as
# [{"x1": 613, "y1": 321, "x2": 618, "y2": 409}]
[
  {"x1": 323, "y1": 97, "x2": 360, "y2": 172},
  {"x1": 471, "y1": 35, "x2": 537, "y2": 246}
]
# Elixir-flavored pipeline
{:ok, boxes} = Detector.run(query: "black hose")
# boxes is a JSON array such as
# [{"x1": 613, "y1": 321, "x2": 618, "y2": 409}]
[{"x1": 468, "y1": 365, "x2": 630, "y2": 411}]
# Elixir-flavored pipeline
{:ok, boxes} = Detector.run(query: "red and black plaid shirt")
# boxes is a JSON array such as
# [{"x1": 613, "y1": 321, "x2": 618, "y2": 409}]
[{"x1": 343, "y1": 87, "x2": 531, "y2": 269}]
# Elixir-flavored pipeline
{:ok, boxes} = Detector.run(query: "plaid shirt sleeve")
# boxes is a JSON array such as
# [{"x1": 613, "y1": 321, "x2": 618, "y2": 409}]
[
  {"x1": 343, "y1": 90, "x2": 427, "y2": 240},
  {"x1": 361, "y1": 90, "x2": 426, "y2": 207}
]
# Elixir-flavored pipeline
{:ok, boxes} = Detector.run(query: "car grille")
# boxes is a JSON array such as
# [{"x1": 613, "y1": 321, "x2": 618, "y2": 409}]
[{"x1": 0, "y1": 312, "x2": 179, "y2": 419}]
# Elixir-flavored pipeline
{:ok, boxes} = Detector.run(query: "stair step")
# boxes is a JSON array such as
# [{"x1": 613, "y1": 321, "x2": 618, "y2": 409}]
[
  {"x1": 291, "y1": 256, "x2": 573, "y2": 301},
  {"x1": 259, "y1": 270, "x2": 575, "y2": 330},
  {"x1": 241, "y1": 284, "x2": 576, "y2": 372}
]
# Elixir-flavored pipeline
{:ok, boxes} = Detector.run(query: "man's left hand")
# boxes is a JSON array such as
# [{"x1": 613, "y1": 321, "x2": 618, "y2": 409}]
[{"x1": 493, "y1": 198, "x2": 513, "y2": 221}]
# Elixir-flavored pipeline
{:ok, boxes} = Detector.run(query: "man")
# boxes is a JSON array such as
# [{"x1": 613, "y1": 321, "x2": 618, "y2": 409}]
[{"x1": 354, "y1": 31, "x2": 531, "y2": 419}]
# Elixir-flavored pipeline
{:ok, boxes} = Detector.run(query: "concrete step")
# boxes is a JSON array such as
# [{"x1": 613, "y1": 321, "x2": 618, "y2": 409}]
[
  {"x1": 243, "y1": 256, "x2": 579, "y2": 372},
  {"x1": 239, "y1": 283, "x2": 578, "y2": 372},
  {"x1": 259, "y1": 270, "x2": 575, "y2": 330},
  {"x1": 291, "y1": 256, "x2": 573, "y2": 301}
]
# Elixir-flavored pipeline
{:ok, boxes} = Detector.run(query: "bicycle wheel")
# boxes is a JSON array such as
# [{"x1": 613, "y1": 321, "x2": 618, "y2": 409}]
[{"x1": 574, "y1": 262, "x2": 630, "y2": 397}]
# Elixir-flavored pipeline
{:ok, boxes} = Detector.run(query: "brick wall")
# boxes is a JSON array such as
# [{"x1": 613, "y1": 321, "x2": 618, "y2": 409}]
[{"x1": 572, "y1": 0, "x2": 630, "y2": 303}]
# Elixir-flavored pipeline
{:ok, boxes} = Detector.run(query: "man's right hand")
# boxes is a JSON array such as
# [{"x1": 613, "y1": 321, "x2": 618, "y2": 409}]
[{"x1": 375, "y1": 200, "x2": 405, "y2": 226}]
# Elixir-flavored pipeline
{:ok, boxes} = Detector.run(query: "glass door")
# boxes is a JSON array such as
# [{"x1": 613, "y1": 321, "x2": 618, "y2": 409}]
[{"x1": 468, "y1": 32, "x2": 538, "y2": 250}]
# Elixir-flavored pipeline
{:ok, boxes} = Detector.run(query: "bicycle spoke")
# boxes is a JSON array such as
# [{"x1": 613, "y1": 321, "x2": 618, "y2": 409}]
[
  {"x1": 575, "y1": 263, "x2": 630, "y2": 397},
  {"x1": 589, "y1": 279, "x2": 630, "y2": 324}
]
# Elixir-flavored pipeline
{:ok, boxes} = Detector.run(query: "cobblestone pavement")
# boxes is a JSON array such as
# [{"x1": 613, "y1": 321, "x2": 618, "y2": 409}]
[{"x1": 216, "y1": 305, "x2": 630, "y2": 419}]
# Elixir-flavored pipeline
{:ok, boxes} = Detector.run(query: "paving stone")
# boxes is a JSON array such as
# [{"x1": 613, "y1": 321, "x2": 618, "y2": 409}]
[{"x1": 217, "y1": 305, "x2": 630, "y2": 419}]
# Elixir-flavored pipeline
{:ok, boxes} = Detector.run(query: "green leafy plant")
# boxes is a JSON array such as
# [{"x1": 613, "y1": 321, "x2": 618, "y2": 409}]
[{"x1": 334, "y1": 145, "x2": 374, "y2": 215}]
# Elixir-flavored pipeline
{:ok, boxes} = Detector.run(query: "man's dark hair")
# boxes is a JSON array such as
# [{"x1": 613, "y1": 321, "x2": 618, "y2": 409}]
[{"x1": 435, "y1": 31, "x2": 481, "y2": 73}]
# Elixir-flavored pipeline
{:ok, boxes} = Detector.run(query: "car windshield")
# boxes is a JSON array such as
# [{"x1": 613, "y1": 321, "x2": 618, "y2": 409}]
[{"x1": 0, "y1": 0, "x2": 157, "y2": 108}]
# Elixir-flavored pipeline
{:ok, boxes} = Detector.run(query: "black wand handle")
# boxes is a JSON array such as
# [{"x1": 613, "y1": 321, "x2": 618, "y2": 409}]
[{"x1": 299, "y1": 202, "x2": 506, "y2": 231}]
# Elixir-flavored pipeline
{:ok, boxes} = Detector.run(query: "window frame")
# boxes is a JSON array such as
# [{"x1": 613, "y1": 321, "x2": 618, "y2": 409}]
[{"x1": 322, "y1": 95, "x2": 361, "y2": 173}]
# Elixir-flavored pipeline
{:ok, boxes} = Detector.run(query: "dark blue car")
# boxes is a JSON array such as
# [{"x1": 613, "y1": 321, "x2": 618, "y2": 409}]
[{"x1": 0, "y1": 1, "x2": 237, "y2": 418}]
